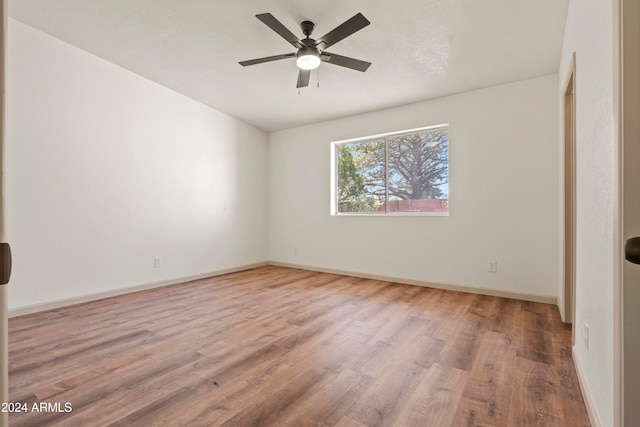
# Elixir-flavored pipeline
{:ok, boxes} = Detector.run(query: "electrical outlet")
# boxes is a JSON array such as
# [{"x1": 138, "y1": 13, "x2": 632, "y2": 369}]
[
  {"x1": 584, "y1": 323, "x2": 589, "y2": 350},
  {"x1": 293, "y1": 246, "x2": 299, "y2": 255},
  {"x1": 487, "y1": 260, "x2": 497, "y2": 273},
  {"x1": 154, "y1": 257, "x2": 161, "y2": 268}
]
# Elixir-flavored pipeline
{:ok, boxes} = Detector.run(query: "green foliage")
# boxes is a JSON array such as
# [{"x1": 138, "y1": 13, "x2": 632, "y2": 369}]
[{"x1": 336, "y1": 145, "x2": 383, "y2": 213}]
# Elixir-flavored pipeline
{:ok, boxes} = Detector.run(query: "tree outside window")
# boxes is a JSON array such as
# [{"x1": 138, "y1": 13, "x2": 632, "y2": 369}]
[{"x1": 334, "y1": 126, "x2": 448, "y2": 215}]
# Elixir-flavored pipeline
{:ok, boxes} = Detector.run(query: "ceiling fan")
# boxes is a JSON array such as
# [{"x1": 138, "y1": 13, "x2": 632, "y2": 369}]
[{"x1": 239, "y1": 12, "x2": 371, "y2": 88}]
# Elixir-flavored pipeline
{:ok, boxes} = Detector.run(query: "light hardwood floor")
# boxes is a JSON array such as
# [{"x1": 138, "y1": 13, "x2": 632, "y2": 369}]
[{"x1": 8, "y1": 266, "x2": 590, "y2": 426}]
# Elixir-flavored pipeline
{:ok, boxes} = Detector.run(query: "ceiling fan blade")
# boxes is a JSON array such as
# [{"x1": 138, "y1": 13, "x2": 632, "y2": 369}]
[
  {"x1": 321, "y1": 52, "x2": 371, "y2": 72},
  {"x1": 297, "y1": 69, "x2": 310, "y2": 88},
  {"x1": 316, "y1": 13, "x2": 370, "y2": 49},
  {"x1": 239, "y1": 53, "x2": 296, "y2": 67},
  {"x1": 256, "y1": 13, "x2": 304, "y2": 49}
]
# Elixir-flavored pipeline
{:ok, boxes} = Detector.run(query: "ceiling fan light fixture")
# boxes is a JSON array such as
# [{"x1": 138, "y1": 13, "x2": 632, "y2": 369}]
[{"x1": 296, "y1": 46, "x2": 321, "y2": 70}]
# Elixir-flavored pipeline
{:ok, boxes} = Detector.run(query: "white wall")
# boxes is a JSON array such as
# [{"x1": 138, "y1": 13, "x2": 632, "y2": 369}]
[
  {"x1": 7, "y1": 20, "x2": 268, "y2": 310},
  {"x1": 559, "y1": 1, "x2": 615, "y2": 425},
  {"x1": 268, "y1": 75, "x2": 560, "y2": 299}
]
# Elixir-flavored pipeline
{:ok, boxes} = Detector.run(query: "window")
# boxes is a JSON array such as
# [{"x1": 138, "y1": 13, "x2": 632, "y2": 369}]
[{"x1": 332, "y1": 125, "x2": 449, "y2": 215}]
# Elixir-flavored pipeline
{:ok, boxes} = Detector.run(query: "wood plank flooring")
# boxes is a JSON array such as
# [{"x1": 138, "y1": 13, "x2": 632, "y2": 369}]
[{"x1": 7, "y1": 266, "x2": 590, "y2": 426}]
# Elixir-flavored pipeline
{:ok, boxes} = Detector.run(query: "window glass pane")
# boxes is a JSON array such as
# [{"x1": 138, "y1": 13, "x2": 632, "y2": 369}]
[
  {"x1": 387, "y1": 130, "x2": 448, "y2": 213},
  {"x1": 336, "y1": 140, "x2": 386, "y2": 213}
]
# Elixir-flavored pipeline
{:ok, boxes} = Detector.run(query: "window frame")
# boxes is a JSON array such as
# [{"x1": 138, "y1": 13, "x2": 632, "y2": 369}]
[{"x1": 330, "y1": 124, "x2": 449, "y2": 217}]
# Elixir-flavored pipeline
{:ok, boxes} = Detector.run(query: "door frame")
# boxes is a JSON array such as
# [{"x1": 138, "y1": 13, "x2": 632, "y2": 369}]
[
  {"x1": 612, "y1": 0, "x2": 623, "y2": 417},
  {"x1": 0, "y1": 0, "x2": 8, "y2": 426},
  {"x1": 562, "y1": 52, "x2": 577, "y2": 335}
]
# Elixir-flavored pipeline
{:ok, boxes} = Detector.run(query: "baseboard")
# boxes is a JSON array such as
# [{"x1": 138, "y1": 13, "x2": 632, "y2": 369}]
[
  {"x1": 572, "y1": 347, "x2": 601, "y2": 427},
  {"x1": 268, "y1": 261, "x2": 558, "y2": 305},
  {"x1": 9, "y1": 260, "x2": 558, "y2": 317},
  {"x1": 8, "y1": 262, "x2": 268, "y2": 318}
]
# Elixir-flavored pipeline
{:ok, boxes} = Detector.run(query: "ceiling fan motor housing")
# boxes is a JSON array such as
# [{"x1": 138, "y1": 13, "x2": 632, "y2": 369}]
[{"x1": 297, "y1": 45, "x2": 319, "y2": 58}]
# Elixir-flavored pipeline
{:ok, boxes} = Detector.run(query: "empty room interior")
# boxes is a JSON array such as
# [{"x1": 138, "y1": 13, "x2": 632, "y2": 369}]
[{"x1": 1, "y1": 0, "x2": 635, "y2": 426}]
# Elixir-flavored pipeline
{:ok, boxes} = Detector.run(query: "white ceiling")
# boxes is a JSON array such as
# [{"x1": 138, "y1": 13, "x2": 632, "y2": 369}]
[{"x1": 8, "y1": 0, "x2": 569, "y2": 132}]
